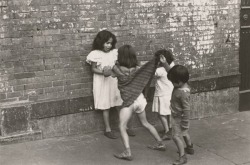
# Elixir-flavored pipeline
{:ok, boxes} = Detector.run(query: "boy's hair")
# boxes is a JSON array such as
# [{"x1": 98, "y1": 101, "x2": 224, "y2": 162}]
[
  {"x1": 167, "y1": 65, "x2": 189, "y2": 84},
  {"x1": 118, "y1": 45, "x2": 138, "y2": 68},
  {"x1": 154, "y1": 49, "x2": 174, "y2": 65},
  {"x1": 92, "y1": 30, "x2": 117, "y2": 51}
]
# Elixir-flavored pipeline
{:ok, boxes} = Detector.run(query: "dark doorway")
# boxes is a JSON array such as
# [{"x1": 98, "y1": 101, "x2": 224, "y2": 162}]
[{"x1": 240, "y1": 0, "x2": 250, "y2": 111}]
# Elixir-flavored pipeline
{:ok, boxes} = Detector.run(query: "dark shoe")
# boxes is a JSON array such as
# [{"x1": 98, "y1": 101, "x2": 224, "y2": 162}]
[
  {"x1": 161, "y1": 133, "x2": 172, "y2": 141},
  {"x1": 173, "y1": 154, "x2": 187, "y2": 165},
  {"x1": 185, "y1": 144, "x2": 194, "y2": 155},
  {"x1": 147, "y1": 143, "x2": 166, "y2": 151},
  {"x1": 127, "y1": 129, "x2": 136, "y2": 137},
  {"x1": 158, "y1": 130, "x2": 165, "y2": 135},
  {"x1": 114, "y1": 151, "x2": 133, "y2": 161},
  {"x1": 104, "y1": 131, "x2": 118, "y2": 139}
]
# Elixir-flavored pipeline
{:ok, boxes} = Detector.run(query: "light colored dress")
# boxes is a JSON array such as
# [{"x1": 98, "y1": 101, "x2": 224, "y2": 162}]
[
  {"x1": 152, "y1": 62, "x2": 174, "y2": 115},
  {"x1": 86, "y1": 49, "x2": 123, "y2": 110}
]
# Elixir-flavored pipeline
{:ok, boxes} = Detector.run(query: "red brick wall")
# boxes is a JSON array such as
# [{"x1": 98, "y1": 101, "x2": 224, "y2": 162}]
[{"x1": 0, "y1": 0, "x2": 240, "y2": 106}]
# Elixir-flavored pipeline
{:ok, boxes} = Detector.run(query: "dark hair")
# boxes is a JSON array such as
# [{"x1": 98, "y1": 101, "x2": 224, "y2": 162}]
[
  {"x1": 92, "y1": 30, "x2": 117, "y2": 51},
  {"x1": 117, "y1": 45, "x2": 138, "y2": 68},
  {"x1": 154, "y1": 49, "x2": 174, "y2": 66},
  {"x1": 167, "y1": 65, "x2": 189, "y2": 84}
]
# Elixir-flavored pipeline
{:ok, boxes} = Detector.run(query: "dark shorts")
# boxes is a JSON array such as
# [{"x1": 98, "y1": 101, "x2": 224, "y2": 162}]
[{"x1": 171, "y1": 116, "x2": 189, "y2": 137}]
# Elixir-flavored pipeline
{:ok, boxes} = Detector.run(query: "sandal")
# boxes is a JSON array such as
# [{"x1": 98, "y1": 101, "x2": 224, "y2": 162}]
[
  {"x1": 104, "y1": 131, "x2": 118, "y2": 139},
  {"x1": 161, "y1": 134, "x2": 172, "y2": 141},
  {"x1": 114, "y1": 151, "x2": 133, "y2": 161},
  {"x1": 147, "y1": 143, "x2": 166, "y2": 151}
]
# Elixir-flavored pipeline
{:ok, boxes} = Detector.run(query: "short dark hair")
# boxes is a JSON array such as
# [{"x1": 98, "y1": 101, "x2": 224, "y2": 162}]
[
  {"x1": 167, "y1": 65, "x2": 189, "y2": 84},
  {"x1": 118, "y1": 45, "x2": 138, "y2": 68},
  {"x1": 154, "y1": 49, "x2": 174, "y2": 65},
  {"x1": 92, "y1": 30, "x2": 117, "y2": 51}
]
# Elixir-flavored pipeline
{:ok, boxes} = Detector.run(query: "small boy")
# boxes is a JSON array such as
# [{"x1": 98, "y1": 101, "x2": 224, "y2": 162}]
[{"x1": 166, "y1": 64, "x2": 194, "y2": 165}]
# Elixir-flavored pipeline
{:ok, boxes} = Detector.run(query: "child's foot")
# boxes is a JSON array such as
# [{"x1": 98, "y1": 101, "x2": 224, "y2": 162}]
[
  {"x1": 104, "y1": 131, "x2": 118, "y2": 139},
  {"x1": 147, "y1": 143, "x2": 166, "y2": 151},
  {"x1": 161, "y1": 133, "x2": 172, "y2": 140},
  {"x1": 127, "y1": 129, "x2": 136, "y2": 137},
  {"x1": 158, "y1": 129, "x2": 165, "y2": 135},
  {"x1": 173, "y1": 154, "x2": 187, "y2": 165},
  {"x1": 114, "y1": 151, "x2": 133, "y2": 161},
  {"x1": 185, "y1": 144, "x2": 194, "y2": 155}
]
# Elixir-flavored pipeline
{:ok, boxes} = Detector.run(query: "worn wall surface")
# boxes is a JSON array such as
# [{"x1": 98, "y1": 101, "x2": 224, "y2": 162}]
[
  {"x1": 0, "y1": 0, "x2": 241, "y2": 141},
  {"x1": 0, "y1": 0, "x2": 240, "y2": 105}
]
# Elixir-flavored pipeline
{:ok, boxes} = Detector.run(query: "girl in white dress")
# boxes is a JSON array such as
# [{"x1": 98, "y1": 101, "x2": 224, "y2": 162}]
[
  {"x1": 86, "y1": 30, "x2": 123, "y2": 139},
  {"x1": 152, "y1": 49, "x2": 175, "y2": 140}
]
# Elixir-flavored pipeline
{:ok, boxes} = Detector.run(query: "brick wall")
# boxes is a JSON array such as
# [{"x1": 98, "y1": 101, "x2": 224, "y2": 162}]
[{"x1": 0, "y1": 0, "x2": 240, "y2": 106}]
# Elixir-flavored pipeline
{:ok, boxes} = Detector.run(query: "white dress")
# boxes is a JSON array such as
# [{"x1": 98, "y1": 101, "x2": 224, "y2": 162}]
[
  {"x1": 152, "y1": 63, "x2": 174, "y2": 115},
  {"x1": 86, "y1": 49, "x2": 123, "y2": 110}
]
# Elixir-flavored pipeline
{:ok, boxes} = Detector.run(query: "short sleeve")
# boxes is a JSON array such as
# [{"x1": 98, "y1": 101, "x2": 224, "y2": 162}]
[
  {"x1": 86, "y1": 50, "x2": 102, "y2": 66},
  {"x1": 155, "y1": 67, "x2": 166, "y2": 77}
]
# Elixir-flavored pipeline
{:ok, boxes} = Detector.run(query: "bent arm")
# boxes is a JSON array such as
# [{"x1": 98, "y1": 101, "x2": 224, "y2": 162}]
[
  {"x1": 91, "y1": 62, "x2": 103, "y2": 75},
  {"x1": 160, "y1": 55, "x2": 171, "y2": 72},
  {"x1": 112, "y1": 65, "x2": 126, "y2": 77}
]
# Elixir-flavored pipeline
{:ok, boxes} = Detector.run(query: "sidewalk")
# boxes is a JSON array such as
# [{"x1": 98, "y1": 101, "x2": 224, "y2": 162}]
[{"x1": 0, "y1": 111, "x2": 250, "y2": 165}]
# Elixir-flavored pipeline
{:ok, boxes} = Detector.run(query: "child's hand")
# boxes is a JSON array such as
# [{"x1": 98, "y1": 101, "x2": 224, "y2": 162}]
[
  {"x1": 160, "y1": 54, "x2": 171, "y2": 72},
  {"x1": 103, "y1": 66, "x2": 112, "y2": 77},
  {"x1": 110, "y1": 70, "x2": 117, "y2": 77},
  {"x1": 159, "y1": 54, "x2": 167, "y2": 64}
]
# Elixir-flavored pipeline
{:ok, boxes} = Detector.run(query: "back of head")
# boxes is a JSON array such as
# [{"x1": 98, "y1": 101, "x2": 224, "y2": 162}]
[
  {"x1": 92, "y1": 30, "x2": 117, "y2": 50},
  {"x1": 154, "y1": 49, "x2": 174, "y2": 65},
  {"x1": 118, "y1": 45, "x2": 138, "y2": 68},
  {"x1": 167, "y1": 65, "x2": 189, "y2": 84}
]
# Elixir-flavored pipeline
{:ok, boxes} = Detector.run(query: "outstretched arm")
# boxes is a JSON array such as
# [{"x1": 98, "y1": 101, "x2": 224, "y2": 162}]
[{"x1": 112, "y1": 65, "x2": 125, "y2": 77}]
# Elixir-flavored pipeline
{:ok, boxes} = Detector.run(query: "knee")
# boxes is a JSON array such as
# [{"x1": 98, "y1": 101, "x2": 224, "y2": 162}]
[
  {"x1": 119, "y1": 122, "x2": 127, "y2": 130},
  {"x1": 172, "y1": 135, "x2": 180, "y2": 142}
]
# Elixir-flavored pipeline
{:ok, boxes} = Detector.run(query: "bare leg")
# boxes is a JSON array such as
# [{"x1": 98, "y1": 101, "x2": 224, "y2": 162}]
[
  {"x1": 173, "y1": 136, "x2": 185, "y2": 156},
  {"x1": 103, "y1": 109, "x2": 111, "y2": 132},
  {"x1": 183, "y1": 134, "x2": 192, "y2": 147},
  {"x1": 127, "y1": 114, "x2": 136, "y2": 136},
  {"x1": 137, "y1": 111, "x2": 162, "y2": 142},
  {"x1": 167, "y1": 115, "x2": 172, "y2": 130},
  {"x1": 119, "y1": 106, "x2": 133, "y2": 155},
  {"x1": 159, "y1": 115, "x2": 169, "y2": 133}
]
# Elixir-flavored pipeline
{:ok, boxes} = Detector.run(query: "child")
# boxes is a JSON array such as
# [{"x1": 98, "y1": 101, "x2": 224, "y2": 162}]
[
  {"x1": 113, "y1": 45, "x2": 165, "y2": 161},
  {"x1": 86, "y1": 30, "x2": 123, "y2": 139},
  {"x1": 152, "y1": 49, "x2": 175, "y2": 140},
  {"x1": 167, "y1": 64, "x2": 194, "y2": 165}
]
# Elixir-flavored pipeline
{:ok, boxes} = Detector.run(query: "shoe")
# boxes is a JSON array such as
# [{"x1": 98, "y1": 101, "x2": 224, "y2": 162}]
[
  {"x1": 173, "y1": 154, "x2": 187, "y2": 165},
  {"x1": 185, "y1": 144, "x2": 194, "y2": 155},
  {"x1": 114, "y1": 151, "x2": 133, "y2": 161},
  {"x1": 161, "y1": 133, "x2": 172, "y2": 141},
  {"x1": 104, "y1": 131, "x2": 118, "y2": 139},
  {"x1": 127, "y1": 129, "x2": 136, "y2": 137},
  {"x1": 158, "y1": 130, "x2": 165, "y2": 135},
  {"x1": 147, "y1": 143, "x2": 166, "y2": 151}
]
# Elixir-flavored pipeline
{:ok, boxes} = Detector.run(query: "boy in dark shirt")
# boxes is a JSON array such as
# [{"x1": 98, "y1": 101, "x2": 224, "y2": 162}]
[{"x1": 167, "y1": 64, "x2": 194, "y2": 165}]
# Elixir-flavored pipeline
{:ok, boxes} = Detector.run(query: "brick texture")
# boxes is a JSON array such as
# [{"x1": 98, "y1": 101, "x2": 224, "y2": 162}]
[{"x1": 0, "y1": 0, "x2": 240, "y2": 105}]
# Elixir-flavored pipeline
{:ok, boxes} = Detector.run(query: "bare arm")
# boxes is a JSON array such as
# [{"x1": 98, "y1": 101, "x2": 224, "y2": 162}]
[
  {"x1": 160, "y1": 55, "x2": 171, "y2": 72},
  {"x1": 112, "y1": 65, "x2": 125, "y2": 77},
  {"x1": 91, "y1": 62, "x2": 112, "y2": 77},
  {"x1": 91, "y1": 62, "x2": 103, "y2": 75}
]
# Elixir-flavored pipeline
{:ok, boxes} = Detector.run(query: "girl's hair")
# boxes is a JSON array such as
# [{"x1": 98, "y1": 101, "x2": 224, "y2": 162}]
[
  {"x1": 92, "y1": 30, "x2": 117, "y2": 51},
  {"x1": 118, "y1": 45, "x2": 138, "y2": 68},
  {"x1": 154, "y1": 49, "x2": 174, "y2": 66},
  {"x1": 167, "y1": 65, "x2": 189, "y2": 84}
]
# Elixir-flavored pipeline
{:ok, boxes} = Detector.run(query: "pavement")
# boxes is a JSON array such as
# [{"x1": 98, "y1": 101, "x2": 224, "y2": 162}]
[{"x1": 0, "y1": 111, "x2": 250, "y2": 165}]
